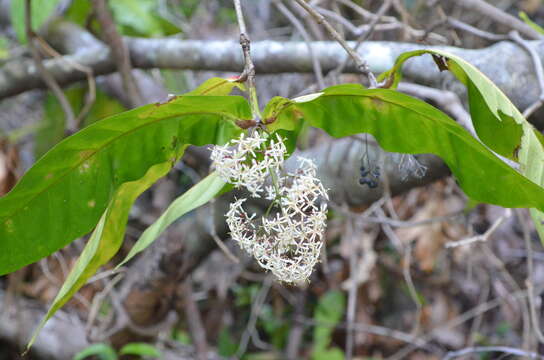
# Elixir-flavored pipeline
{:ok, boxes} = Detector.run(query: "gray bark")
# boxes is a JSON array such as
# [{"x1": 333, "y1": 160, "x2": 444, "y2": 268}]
[{"x1": 0, "y1": 21, "x2": 541, "y2": 115}]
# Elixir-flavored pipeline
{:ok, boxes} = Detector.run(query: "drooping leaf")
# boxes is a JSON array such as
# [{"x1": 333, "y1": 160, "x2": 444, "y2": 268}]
[
  {"x1": 10, "y1": 0, "x2": 62, "y2": 43},
  {"x1": 379, "y1": 49, "x2": 544, "y2": 243},
  {"x1": 265, "y1": 85, "x2": 544, "y2": 210},
  {"x1": 28, "y1": 161, "x2": 172, "y2": 348},
  {"x1": 0, "y1": 95, "x2": 250, "y2": 276},
  {"x1": 117, "y1": 172, "x2": 227, "y2": 267},
  {"x1": 378, "y1": 49, "x2": 531, "y2": 160}
]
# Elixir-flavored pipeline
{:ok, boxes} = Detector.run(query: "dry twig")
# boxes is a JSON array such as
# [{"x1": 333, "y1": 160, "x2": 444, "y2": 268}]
[
  {"x1": 92, "y1": 0, "x2": 143, "y2": 108},
  {"x1": 24, "y1": 0, "x2": 76, "y2": 132}
]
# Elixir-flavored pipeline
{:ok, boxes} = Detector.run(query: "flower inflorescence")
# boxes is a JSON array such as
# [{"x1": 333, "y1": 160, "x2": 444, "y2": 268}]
[{"x1": 212, "y1": 131, "x2": 328, "y2": 283}]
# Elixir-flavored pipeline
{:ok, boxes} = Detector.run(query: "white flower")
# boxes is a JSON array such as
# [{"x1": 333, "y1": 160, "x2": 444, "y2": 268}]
[
  {"x1": 213, "y1": 131, "x2": 328, "y2": 283},
  {"x1": 211, "y1": 131, "x2": 286, "y2": 197}
]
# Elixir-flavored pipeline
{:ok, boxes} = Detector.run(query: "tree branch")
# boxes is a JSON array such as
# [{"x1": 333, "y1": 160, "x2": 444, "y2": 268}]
[
  {"x1": 92, "y1": 0, "x2": 143, "y2": 107},
  {"x1": 1, "y1": 21, "x2": 543, "y2": 116}
]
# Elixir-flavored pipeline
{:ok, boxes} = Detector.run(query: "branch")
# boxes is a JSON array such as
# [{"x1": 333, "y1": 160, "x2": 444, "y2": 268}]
[
  {"x1": 24, "y1": 0, "x2": 76, "y2": 132},
  {"x1": 455, "y1": 0, "x2": 542, "y2": 40},
  {"x1": 92, "y1": 0, "x2": 143, "y2": 107},
  {"x1": 233, "y1": 0, "x2": 260, "y2": 120},
  {"x1": 2, "y1": 21, "x2": 543, "y2": 115},
  {"x1": 292, "y1": 0, "x2": 378, "y2": 87}
]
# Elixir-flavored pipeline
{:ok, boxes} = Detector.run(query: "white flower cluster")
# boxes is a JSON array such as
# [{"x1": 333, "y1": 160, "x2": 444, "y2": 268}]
[
  {"x1": 210, "y1": 132, "x2": 286, "y2": 197},
  {"x1": 212, "y1": 131, "x2": 328, "y2": 283}
]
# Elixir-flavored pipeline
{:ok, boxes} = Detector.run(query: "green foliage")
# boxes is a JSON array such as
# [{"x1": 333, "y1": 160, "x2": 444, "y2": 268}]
[
  {"x1": 74, "y1": 343, "x2": 117, "y2": 360},
  {"x1": 0, "y1": 95, "x2": 249, "y2": 277},
  {"x1": 74, "y1": 342, "x2": 161, "y2": 360},
  {"x1": 259, "y1": 304, "x2": 289, "y2": 349},
  {"x1": 36, "y1": 88, "x2": 126, "y2": 158},
  {"x1": 266, "y1": 86, "x2": 544, "y2": 210},
  {"x1": 109, "y1": 0, "x2": 178, "y2": 36},
  {"x1": 312, "y1": 290, "x2": 346, "y2": 359},
  {"x1": 10, "y1": 0, "x2": 62, "y2": 43},
  {"x1": 116, "y1": 172, "x2": 227, "y2": 267},
  {"x1": 218, "y1": 328, "x2": 238, "y2": 357},
  {"x1": 120, "y1": 343, "x2": 162, "y2": 358},
  {"x1": 65, "y1": 0, "x2": 93, "y2": 25},
  {"x1": 0, "y1": 36, "x2": 9, "y2": 59},
  {"x1": 519, "y1": 11, "x2": 544, "y2": 35},
  {"x1": 28, "y1": 162, "x2": 170, "y2": 348},
  {"x1": 378, "y1": 49, "x2": 544, "y2": 243}
]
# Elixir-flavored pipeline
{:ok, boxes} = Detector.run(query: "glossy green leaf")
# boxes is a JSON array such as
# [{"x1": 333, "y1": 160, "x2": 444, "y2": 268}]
[
  {"x1": 117, "y1": 172, "x2": 227, "y2": 267},
  {"x1": 73, "y1": 343, "x2": 117, "y2": 360},
  {"x1": 378, "y1": 49, "x2": 530, "y2": 160},
  {"x1": 28, "y1": 162, "x2": 172, "y2": 349},
  {"x1": 120, "y1": 343, "x2": 162, "y2": 357},
  {"x1": 0, "y1": 95, "x2": 250, "y2": 276},
  {"x1": 266, "y1": 85, "x2": 544, "y2": 210},
  {"x1": 379, "y1": 49, "x2": 544, "y2": 243},
  {"x1": 10, "y1": 0, "x2": 62, "y2": 43}
]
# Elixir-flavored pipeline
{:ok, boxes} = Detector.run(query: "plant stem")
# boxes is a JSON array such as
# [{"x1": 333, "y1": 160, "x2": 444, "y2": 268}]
[
  {"x1": 292, "y1": 0, "x2": 377, "y2": 87},
  {"x1": 233, "y1": 0, "x2": 261, "y2": 120}
]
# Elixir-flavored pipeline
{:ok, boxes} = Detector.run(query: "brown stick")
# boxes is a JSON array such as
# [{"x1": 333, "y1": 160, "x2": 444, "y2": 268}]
[
  {"x1": 92, "y1": 0, "x2": 143, "y2": 108},
  {"x1": 24, "y1": 0, "x2": 76, "y2": 132},
  {"x1": 455, "y1": 0, "x2": 541, "y2": 40}
]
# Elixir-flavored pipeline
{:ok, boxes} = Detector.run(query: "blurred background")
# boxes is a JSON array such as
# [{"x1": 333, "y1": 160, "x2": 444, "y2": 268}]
[{"x1": 1, "y1": 0, "x2": 544, "y2": 359}]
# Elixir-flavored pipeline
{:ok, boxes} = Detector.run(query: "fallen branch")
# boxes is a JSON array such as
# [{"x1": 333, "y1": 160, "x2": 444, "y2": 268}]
[{"x1": 0, "y1": 21, "x2": 541, "y2": 115}]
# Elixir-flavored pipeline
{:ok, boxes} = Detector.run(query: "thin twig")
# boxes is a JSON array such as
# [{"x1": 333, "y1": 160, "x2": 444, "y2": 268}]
[
  {"x1": 333, "y1": 0, "x2": 393, "y2": 77},
  {"x1": 233, "y1": 0, "x2": 261, "y2": 121},
  {"x1": 442, "y1": 346, "x2": 544, "y2": 360},
  {"x1": 447, "y1": 17, "x2": 507, "y2": 42},
  {"x1": 388, "y1": 286, "x2": 542, "y2": 360},
  {"x1": 292, "y1": 0, "x2": 377, "y2": 87},
  {"x1": 181, "y1": 278, "x2": 209, "y2": 360},
  {"x1": 518, "y1": 209, "x2": 544, "y2": 345},
  {"x1": 24, "y1": 0, "x2": 76, "y2": 132},
  {"x1": 35, "y1": 36, "x2": 96, "y2": 128},
  {"x1": 275, "y1": 0, "x2": 325, "y2": 89},
  {"x1": 445, "y1": 209, "x2": 511, "y2": 248},
  {"x1": 92, "y1": 0, "x2": 143, "y2": 108},
  {"x1": 454, "y1": 0, "x2": 541, "y2": 40},
  {"x1": 509, "y1": 31, "x2": 544, "y2": 118}
]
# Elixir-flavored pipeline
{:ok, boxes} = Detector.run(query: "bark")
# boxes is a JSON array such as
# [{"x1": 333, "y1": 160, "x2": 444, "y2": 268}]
[{"x1": 0, "y1": 21, "x2": 541, "y2": 115}]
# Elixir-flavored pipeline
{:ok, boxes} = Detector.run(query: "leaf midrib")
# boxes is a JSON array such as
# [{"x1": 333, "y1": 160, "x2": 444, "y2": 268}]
[{"x1": 0, "y1": 110, "x2": 241, "y2": 222}]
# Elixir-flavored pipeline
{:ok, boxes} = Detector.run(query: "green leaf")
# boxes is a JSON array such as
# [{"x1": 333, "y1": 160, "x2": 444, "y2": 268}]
[
  {"x1": 28, "y1": 162, "x2": 171, "y2": 349},
  {"x1": 117, "y1": 172, "x2": 227, "y2": 267},
  {"x1": 312, "y1": 348, "x2": 345, "y2": 360},
  {"x1": 185, "y1": 77, "x2": 245, "y2": 96},
  {"x1": 10, "y1": 0, "x2": 62, "y2": 43},
  {"x1": 519, "y1": 11, "x2": 544, "y2": 35},
  {"x1": 266, "y1": 85, "x2": 544, "y2": 210},
  {"x1": 120, "y1": 343, "x2": 162, "y2": 358},
  {"x1": 218, "y1": 328, "x2": 238, "y2": 357},
  {"x1": 65, "y1": 0, "x2": 93, "y2": 25},
  {"x1": 379, "y1": 49, "x2": 544, "y2": 244},
  {"x1": 0, "y1": 95, "x2": 250, "y2": 276},
  {"x1": 312, "y1": 290, "x2": 345, "y2": 354},
  {"x1": 74, "y1": 343, "x2": 118, "y2": 360},
  {"x1": 109, "y1": 0, "x2": 168, "y2": 36},
  {"x1": 379, "y1": 50, "x2": 529, "y2": 160}
]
